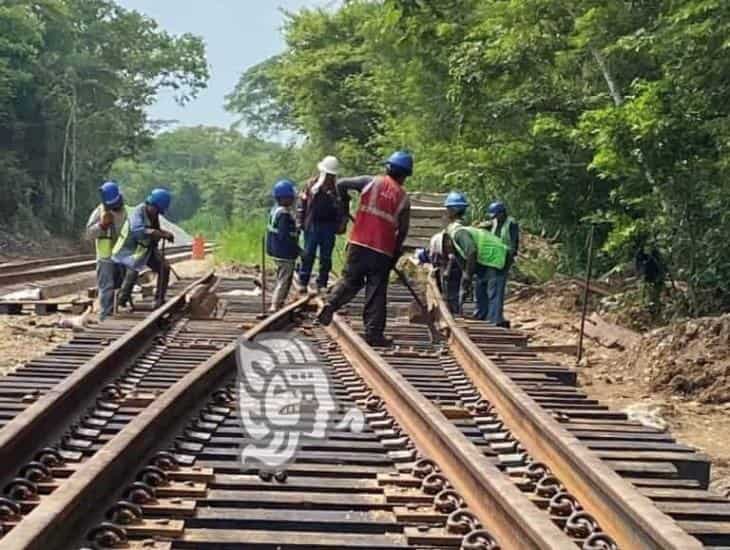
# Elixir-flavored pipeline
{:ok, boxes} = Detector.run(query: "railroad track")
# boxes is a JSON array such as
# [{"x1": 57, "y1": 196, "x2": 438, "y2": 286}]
[
  {"x1": 0, "y1": 266, "x2": 728, "y2": 548},
  {"x1": 0, "y1": 245, "x2": 214, "y2": 290}
]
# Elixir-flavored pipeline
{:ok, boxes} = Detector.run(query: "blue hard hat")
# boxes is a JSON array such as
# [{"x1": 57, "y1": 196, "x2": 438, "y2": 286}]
[
  {"x1": 273, "y1": 179, "x2": 296, "y2": 200},
  {"x1": 487, "y1": 201, "x2": 507, "y2": 218},
  {"x1": 416, "y1": 248, "x2": 431, "y2": 265},
  {"x1": 444, "y1": 191, "x2": 469, "y2": 209},
  {"x1": 99, "y1": 181, "x2": 123, "y2": 208},
  {"x1": 385, "y1": 151, "x2": 414, "y2": 177},
  {"x1": 146, "y1": 187, "x2": 172, "y2": 214}
]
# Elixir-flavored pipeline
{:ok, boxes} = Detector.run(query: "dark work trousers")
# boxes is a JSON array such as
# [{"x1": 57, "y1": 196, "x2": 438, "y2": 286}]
[
  {"x1": 473, "y1": 264, "x2": 490, "y2": 321},
  {"x1": 487, "y1": 266, "x2": 508, "y2": 325},
  {"x1": 118, "y1": 246, "x2": 170, "y2": 307},
  {"x1": 443, "y1": 260, "x2": 463, "y2": 315},
  {"x1": 97, "y1": 259, "x2": 125, "y2": 320},
  {"x1": 326, "y1": 244, "x2": 392, "y2": 339},
  {"x1": 299, "y1": 225, "x2": 337, "y2": 288}
]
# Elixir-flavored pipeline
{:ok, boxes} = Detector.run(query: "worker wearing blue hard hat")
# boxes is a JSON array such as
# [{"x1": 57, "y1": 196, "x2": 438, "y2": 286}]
[
  {"x1": 443, "y1": 192, "x2": 510, "y2": 322},
  {"x1": 485, "y1": 200, "x2": 520, "y2": 328},
  {"x1": 317, "y1": 150, "x2": 413, "y2": 347},
  {"x1": 112, "y1": 187, "x2": 175, "y2": 311},
  {"x1": 267, "y1": 179, "x2": 301, "y2": 312},
  {"x1": 85, "y1": 181, "x2": 130, "y2": 320}
]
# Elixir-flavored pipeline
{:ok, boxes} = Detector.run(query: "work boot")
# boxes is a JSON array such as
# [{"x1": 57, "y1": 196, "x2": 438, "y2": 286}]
[
  {"x1": 496, "y1": 320, "x2": 511, "y2": 329},
  {"x1": 365, "y1": 334, "x2": 394, "y2": 348},
  {"x1": 316, "y1": 304, "x2": 334, "y2": 326}
]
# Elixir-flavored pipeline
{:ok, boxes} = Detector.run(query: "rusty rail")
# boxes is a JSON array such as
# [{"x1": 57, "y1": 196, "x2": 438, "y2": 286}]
[
  {"x1": 0, "y1": 244, "x2": 214, "y2": 288},
  {"x1": 322, "y1": 306, "x2": 576, "y2": 549},
  {"x1": 1, "y1": 294, "x2": 311, "y2": 550},
  {"x1": 426, "y1": 274, "x2": 702, "y2": 550},
  {"x1": 0, "y1": 271, "x2": 216, "y2": 483}
]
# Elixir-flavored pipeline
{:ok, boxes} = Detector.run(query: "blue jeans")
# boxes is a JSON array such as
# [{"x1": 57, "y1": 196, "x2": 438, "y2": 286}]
[
  {"x1": 487, "y1": 267, "x2": 508, "y2": 324},
  {"x1": 299, "y1": 225, "x2": 337, "y2": 288},
  {"x1": 474, "y1": 265, "x2": 490, "y2": 321}
]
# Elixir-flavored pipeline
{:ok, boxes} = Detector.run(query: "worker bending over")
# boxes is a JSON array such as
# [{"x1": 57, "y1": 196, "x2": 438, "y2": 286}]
[
  {"x1": 416, "y1": 228, "x2": 462, "y2": 315},
  {"x1": 113, "y1": 188, "x2": 175, "y2": 311},
  {"x1": 444, "y1": 193, "x2": 508, "y2": 322},
  {"x1": 85, "y1": 181, "x2": 128, "y2": 320},
  {"x1": 317, "y1": 151, "x2": 413, "y2": 347},
  {"x1": 297, "y1": 156, "x2": 345, "y2": 293},
  {"x1": 267, "y1": 180, "x2": 300, "y2": 312},
  {"x1": 486, "y1": 201, "x2": 520, "y2": 327}
]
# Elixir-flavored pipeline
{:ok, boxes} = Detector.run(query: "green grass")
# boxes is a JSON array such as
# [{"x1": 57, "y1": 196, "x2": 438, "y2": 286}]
[
  {"x1": 216, "y1": 216, "x2": 349, "y2": 273},
  {"x1": 216, "y1": 218, "x2": 268, "y2": 265}
]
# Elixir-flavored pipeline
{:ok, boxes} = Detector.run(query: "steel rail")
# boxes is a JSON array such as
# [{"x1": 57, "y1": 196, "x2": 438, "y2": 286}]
[
  {"x1": 322, "y1": 308, "x2": 575, "y2": 550},
  {"x1": 0, "y1": 254, "x2": 91, "y2": 274},
  {"x1": 1, "y1": 294, "x2": 311, "y2": 550},
  {"x1": 0, "y1": 244, "x2": 214, "y2": 288},
  {"x1": 426, "y1": 274, "x2": 702, "y2": 549},
  {"x1": 0, "y1": 270, "x2": 216, "y2": 482}
]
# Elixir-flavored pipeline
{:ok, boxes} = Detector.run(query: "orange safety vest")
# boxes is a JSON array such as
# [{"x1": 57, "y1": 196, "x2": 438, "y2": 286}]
[{"x1": 349, "y1": 175, "x2": 407, "y2": 257}]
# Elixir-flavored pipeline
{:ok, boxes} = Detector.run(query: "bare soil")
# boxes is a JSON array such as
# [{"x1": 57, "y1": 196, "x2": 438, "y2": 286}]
[{"x1": 506, "y1": 280, "x2": 730, "y2": 494}]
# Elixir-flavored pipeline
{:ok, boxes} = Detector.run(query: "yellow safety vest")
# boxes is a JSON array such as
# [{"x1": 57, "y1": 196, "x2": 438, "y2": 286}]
[
  {"x1": 112, "y1": 206, "x2": 151, "y2": 264},
  {"x1": 95, "y1": 204, "x2": 130, "y2": 260},
  {"x1": 493, "y1": 216, "x2": 517, "y2": 254},
  {"x1": 447, "y1": 222, "x2": 508, "y2": 269}
]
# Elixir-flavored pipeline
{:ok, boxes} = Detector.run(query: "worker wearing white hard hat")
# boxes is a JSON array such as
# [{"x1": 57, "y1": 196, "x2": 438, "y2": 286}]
[{"x1": 296, "y1": 155, "x2": 346, "y2": 293}]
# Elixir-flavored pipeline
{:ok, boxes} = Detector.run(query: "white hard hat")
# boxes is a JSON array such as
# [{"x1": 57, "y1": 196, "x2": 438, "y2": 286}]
[{"x1": 317, "y1": 155, "x2": 340, "y2": 175}]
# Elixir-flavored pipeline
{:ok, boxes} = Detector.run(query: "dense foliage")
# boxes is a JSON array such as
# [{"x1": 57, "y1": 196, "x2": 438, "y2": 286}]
[
  {"x1": 109, "y1": 126, "x2": 309, "y2": 235},
  {"x1": 0, "y1": 0, "x2": 208, "y2": 232},
  {"x1": 226, "y1": 0, "x2": 730, "y2": 316}
]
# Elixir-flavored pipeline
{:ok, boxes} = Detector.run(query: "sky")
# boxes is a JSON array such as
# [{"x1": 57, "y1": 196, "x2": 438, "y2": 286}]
[{"x1": 116, "y1": 0, "x2": 336, "y2": 128}]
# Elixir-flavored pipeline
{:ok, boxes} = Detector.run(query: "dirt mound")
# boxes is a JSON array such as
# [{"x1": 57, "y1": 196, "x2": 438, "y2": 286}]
[{"x1": 629, "y1": 314, "x2": 730, "y2": 403}]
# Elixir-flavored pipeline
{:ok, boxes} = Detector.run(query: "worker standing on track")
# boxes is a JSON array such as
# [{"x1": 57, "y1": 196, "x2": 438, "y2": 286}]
[
  {"x1": 267, "y1": 180, "x2": 301, "y2": 312},
  {"x1": 112, "y1": 188, "x2": 175, "y2": 311},
  {"x1": 296, "y1": 156, "x2": 345, "y2": 294},
  {"x1": 486, "y1": 201, "x2": 520, "y2": 328},
  {"x1": 316, "y1": 151, "x2": 413, "y2": 347},
  {"x1": 85, "y1": 181, "x2": 128, "y2": 321},
  {"x1": 444, "y1": 192, "x2": 509, "y2": 322}
]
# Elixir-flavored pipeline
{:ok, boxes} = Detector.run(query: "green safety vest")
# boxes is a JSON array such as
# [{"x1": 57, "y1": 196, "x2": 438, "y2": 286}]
[
  {"x1": 95, "y1": 204, "x2": 130, "y2": 260},
  {"x1": 112, "y1": 206, "x2": 151, "y2": 264},
  {"x1": 493, "y1": 216, "x2": 517, "y2": 254},
  {"x1": 447, "y1": 222, "x2": 508, "y2": 270}
]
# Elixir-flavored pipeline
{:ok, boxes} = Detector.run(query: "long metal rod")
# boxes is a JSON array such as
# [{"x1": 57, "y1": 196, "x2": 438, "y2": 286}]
[
  {"x1": 577, "y1": 224, "x2": 595, "y2": 365},
  {"x1": 426, "y1": 275, "x2": 702, "y2": 550},
  {"x1": 261, "y1": 234, "x2": 267, "y2": 315}
]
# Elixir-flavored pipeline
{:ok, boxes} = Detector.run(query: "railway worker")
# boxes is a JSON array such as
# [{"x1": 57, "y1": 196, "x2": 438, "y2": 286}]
[
  {"x1": 296, "y1": 156, "x2": 346, "y2": 294},
  {"x1": 112, "y1": 188, "x2": 175, "y2": 311},
  {"x1": 444, "y1": 193, "x2": 509, "y2": 322},
  {"x1": 486, "y1": 201, "x2": 520, "y2": 328},
  {"x1": 267, "y1": 180, "x2": 301, "y2": 312},
  {"x1": 316, "y1": 151, "x2": 413, "y2": 347},
  {"x1": 85, "y1": 181, "x2": 129, "y2": 320},
  {"x1": 416, "y1": 229, "x2": 462, "y2": 315}
]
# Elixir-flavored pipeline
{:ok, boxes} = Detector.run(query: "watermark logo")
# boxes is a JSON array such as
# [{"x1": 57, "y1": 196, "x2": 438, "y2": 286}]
[{"x1": 235, "y1": 332, "x2": 364, "y2": 470}]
